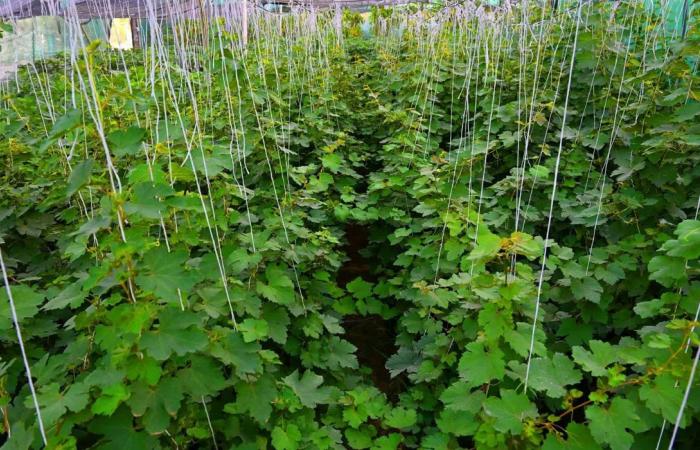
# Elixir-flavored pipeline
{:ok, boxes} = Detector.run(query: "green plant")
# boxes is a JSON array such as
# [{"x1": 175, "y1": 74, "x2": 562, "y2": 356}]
[{"x1": 1, "y1": 3, "x2": 699, "y2": 449}]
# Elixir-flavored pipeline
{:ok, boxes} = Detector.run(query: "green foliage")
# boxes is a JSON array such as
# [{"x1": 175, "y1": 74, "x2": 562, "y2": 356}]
[{"x1": 1, "y1": 3, "x2": 700, "y2": 450}]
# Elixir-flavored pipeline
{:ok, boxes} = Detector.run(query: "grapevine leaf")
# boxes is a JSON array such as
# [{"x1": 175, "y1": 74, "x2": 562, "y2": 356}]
[
  {"x1": 572, "y1": 340, "x2": 616, "y2": 376},
  {"x1": 585, "y1": 397, "x2": 643, "y2": 450},
  {"x1": 0, "y1": 285, "x2": 44, "y2": 331},
  {"x1": 482, "y1": 389, "x2": 538, "y2": 435},
  {"x1": 384, "y1": 407, "x2": 417, "y2": 429},
  {"x1": 458, "y1": 341, "x2": 505, "y2": 387},
  {"x1": 439, "y1": 381, "x2": 485, "y2": 412},
  {"x1": 283, "y1": 370, "x2": 333, "y2": 408},
  {"x1": 508, "y1": 353, "x2": 582, "y2": 398},
  {"x1": 140, "y1": 309, "x2": 208, "y2": 360},
  {"x1": 542, "y1": 423, "x2": 602, "y2": 450},
  {"x1": 66, "y1": 159, "x2": 95, "y2": 197},
  {"x1": 231, "y1": 374, "x2": 278, "y2": 423},
  {"x1": 639, "y1": 374, "x2": 684, "y2": 424},
  {"x1": 648, "y1": 255, "x2": 686, "y2": 287},
  {"x1": 135, "y1": 247, "x2": 197, "y2": 303}
]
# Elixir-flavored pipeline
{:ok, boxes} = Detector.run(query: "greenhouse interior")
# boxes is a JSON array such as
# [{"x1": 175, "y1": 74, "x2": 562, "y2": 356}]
[{"x1": 0, "y1": 0, "x2": 699, "y2": 449}]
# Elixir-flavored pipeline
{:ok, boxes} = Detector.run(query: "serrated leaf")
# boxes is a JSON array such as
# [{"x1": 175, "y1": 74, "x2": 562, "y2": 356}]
[
  {"x1": 467, "y1": 231, "x2": 501, "y2": 261},
  {"x1": 571, "y1": 277, "x2": 603, "y2": 303},
  {"x1": 26, "y1": 382, "x2": 89, "y2": 427},
  {"x1": 262, "y1": 304, "x2": 290, "y2": 344},
  {"x1": 509, "y1": 353, "x2": 582, "y2": 398},
  {"x1": 239, "y1": 318, "x2": 269, "y2": 342},
  {"x1": 231, "y1": 373, "x2": 277, "y2": 423},
  {"x1": 542, "y1": 423, "x2": 601, "y2": 450},
  {"x1": 272, "y1": 424, "x2": 302, "y2": 450},
  {"x1": 135, "y1": 247, "x2": 198, "y2": 303},
  {"x1": 458, "y1": 341, "x2": 505, "y2": 387},
  {"x1": 639, "y1": 374, "x2": 685, "y2": 424},
  {"x1": 346, "y1": 277, "x2": 373, "y2": 300},
  {"x1": 482, "y1": 390, "x2": 537, "y2": 435},
  {"x1": 0, "y1": 285, "x2": 44, "y2": 331},
  {"x1": 49, "y1": 108, "x2": 81, "y2": 137},
  {"x1": 572, "y1": 340, "x2": 616, "y2": 376},
  {"x1": 283, "y1": 370, "x2": 333, "y2": 408},
  {"x1": 211, "y1": 332, "x2": 262, "y2": 377},
  {"x1": 140, "y1": 309, "x2": 208, "y2": 360},
  {"x1": 585, "y1": 398, "x2": 643, "y2": 450},
  {"x1": 92, "y1": 383, "x2": 130, "y2": 415},
  {"x1": 648, "y1": 255, "x2": 686, "y2": 287},
  {"x1": 384, "y1": 407, "x2": 416, "y2": 429},
  {"x1": 436, "y1": 408, "x2": 479, "y2": 436},
  {"x1": 257, "y1": 264, "x2": 296, "y2": 305},
  {"x1": 42, "y1": 281, "x2": 86, "y2": 311},
  {"x1": 176, "y1": 355, "x2": 227, "y2": 398},
  {"x1": 661, "y1": 220, "x2": 700, "y2": 259},
  {"x1": 127, "y1": 378, "x2": 183, "y2": 433},
  {"x1": 439, "y1": 382, "x2": 485, "y2": 412}
]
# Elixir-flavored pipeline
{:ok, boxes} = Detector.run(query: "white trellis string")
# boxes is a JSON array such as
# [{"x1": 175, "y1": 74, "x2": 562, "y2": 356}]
[
  {"x1": 525, "y1": 0, "x2": 584, "y2": 390},
  {"x1": 0, "y1": 247, "x2": 47, "y2": 446}
]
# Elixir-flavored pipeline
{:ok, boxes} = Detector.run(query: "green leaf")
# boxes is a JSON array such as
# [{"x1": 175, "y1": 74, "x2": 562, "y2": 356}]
[
  {"x1": 585, "y1": 397, "x2": 643, "y2": 450},
  {"x1": 439, "y1": 382, "x2": 485, "y2": 412},
  {"x1": 92, "y1": 383, "x2": 130, "y2": 416},
  {"x1": 672, "y1": 102, "x2": 700, "y2": 122},
  {"x1": 571, "y1": 277, "x2": 603, "y2": 303},
  {"x1": 509, "y1": 232, "x2": 543, "y2": 259},
  {"x1": 211, "y1": 332, "x2": 262, "y2": 377},
  {"x1": 639, "y1": 374, "x2": 684, "y2": 424},
  {"x1": 345, "y1": 427, "x2": 373, "y2": 449},
  {"x1": 467, "y1": 231, "x2": 501, "y2": 261},
  {"x1": 257, "y1": 264, "x2": 296, "y2": 305},
  {"x1": 140, "y1": 309, "x2": 208, "y2": 360},
  {"x1": 373, "y1": 433, "x2": 402, "y2": 450},
  {"x1": 26, "y1": 382, "x2": 89, "y2": 427},
  {"x1": 263, "y1": 304, "x2": 290, "y2": 344},
  {"x1": 0, "y1": 285, "x2": 44, "y2": 331},
  {"x1": 661, "y1": 220, "x2": 700, "y2": 259},
  {"x1": 509, "y1": 353, "x2": 582, "y2": 398},
  {"x1": 322, "y1": 152, "x2": 343, "y2": 173},
  {"x1": 283, "y1": 370, "x2": 333, "y2": 408},
  {"x1": 135, "y1": 247, "x2": 198, "y2": 303},
  {"x1": 272, "y1": 424, "x2": 302, "y2": 450},
  {"x1": 231, "y1": 374, "x2": 277, "y2": 423},
  {"x1": 458, "y1": 341, "x2": 505, "y2": 387},
  {"x1": 384, "y1": 407, "x2": 417, "y2": 429},
  {"x1": 107, "y1": 126, "x2": 146, "y2": 156},
  {"x1": 239, "y1": 318, "x2": 269, "y2": 342},
  {"x1": 436, "y1": 408, "x2": 479, "y2": 436},
  {"x1": 543, "y1": 423, "x2": 602, "y2": 450},
  {"x1": 648, "y1": 255, "x2": 686, "y2": 287},
  {"x1": 127, "y1": 378, "x2": 183, "y2": 433},
  {"x1": 177, "y1": 355, "x2": 227, "y2": 398},
  {"x1": 346, "y1": 277, "x2": 373, "y2": 300},
  {"x1": 482, "y1": 389, "x2": 537, "y2": 435},
  {"x1": 42, "y1": 281, "x2": 86, "y2": 311},
  {"x1": 66, "y1": 159, "x2": 95, "y2": 197},
  {"x1": 572, "y1": 340, "x2": 616, "y2": 376},
  {"x1": 49, "y1": 108, "x2": 81, "y2": 137}
]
